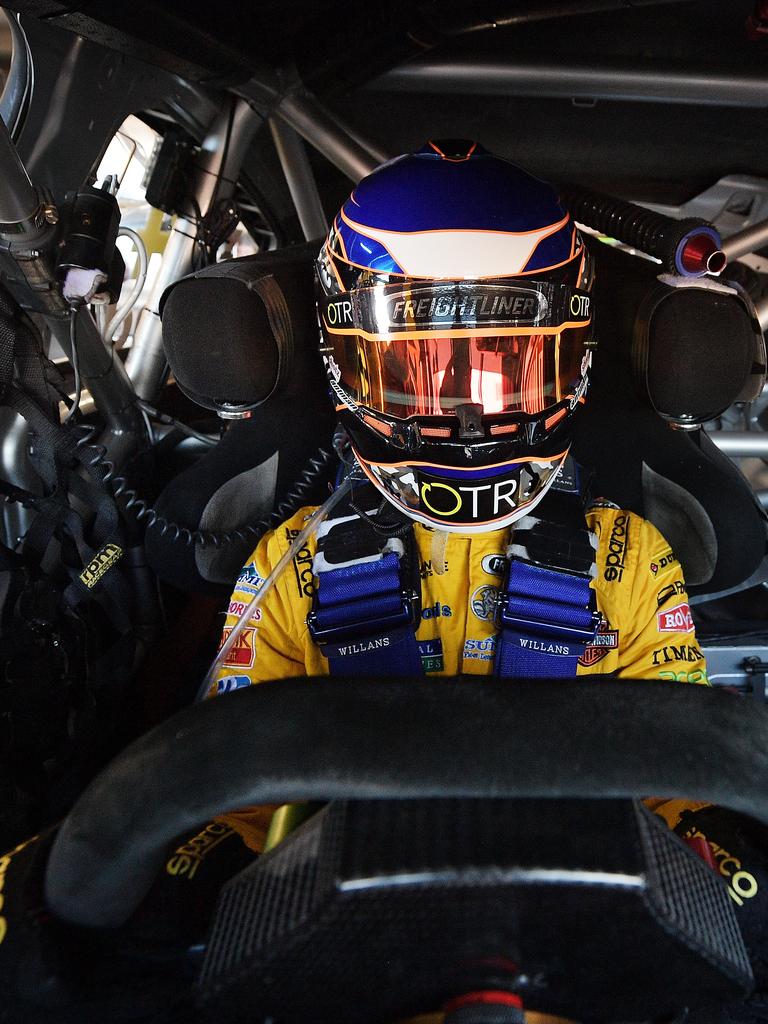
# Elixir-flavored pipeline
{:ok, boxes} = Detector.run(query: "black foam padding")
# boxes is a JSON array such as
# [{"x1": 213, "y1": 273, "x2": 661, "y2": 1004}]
[
  {"x1": 44, "y1": 678, "x2": 768, "y2": 929},
  {"x1": 160, "y1": 240, "x2": 322, "y2": 411},
  {"x1": 144, "y1": 393, "x2": 335, "y2": 595},
  {"x1": 163, "y1": 276, "x2": 279, "y2": 407},
  {"x1": 150, "y1": 240, "x2": 336, "y2": 594},
  {"x1": 198, "y1": 798, "x2": 751, "y2": 1023},
  {"x1": 573, "y1": 239, "x2": 767, "y2": 598},
  {"x1": 646, "y1": 289, "x2": 755, "y2": 421}
]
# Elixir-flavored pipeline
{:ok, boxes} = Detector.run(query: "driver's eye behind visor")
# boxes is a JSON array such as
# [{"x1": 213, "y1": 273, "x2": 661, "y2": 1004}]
[{"x1": 325, "y1": 328, "x2": 591, "y2": 419}]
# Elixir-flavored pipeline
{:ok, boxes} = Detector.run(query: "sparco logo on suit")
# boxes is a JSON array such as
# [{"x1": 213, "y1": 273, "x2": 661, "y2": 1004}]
[{"x1": 604, "y1": 515, "x2": 628, "y2": 582}]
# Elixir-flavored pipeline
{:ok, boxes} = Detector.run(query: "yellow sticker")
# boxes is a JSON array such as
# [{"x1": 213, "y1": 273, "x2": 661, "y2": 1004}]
[
  {"x1": 0, "y1": 835, "x2": 37, "y2": 946},
  {"x1": 79, "y1": 542, "x2": 123, "y2": 589}
]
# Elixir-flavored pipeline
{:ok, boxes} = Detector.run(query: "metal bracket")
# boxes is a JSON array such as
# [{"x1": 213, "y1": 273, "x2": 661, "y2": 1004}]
[{"x1": 744, "y1": 656, "x2": 768, "y2": 700}]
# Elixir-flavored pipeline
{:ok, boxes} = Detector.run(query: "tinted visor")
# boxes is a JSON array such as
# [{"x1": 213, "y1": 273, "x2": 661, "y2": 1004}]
[{"x1": 320, "y1": 280, "x2": 592, "y2": 419}]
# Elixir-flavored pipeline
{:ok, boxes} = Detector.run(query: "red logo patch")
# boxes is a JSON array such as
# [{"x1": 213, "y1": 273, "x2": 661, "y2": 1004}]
[
  {"x1": 219, "y1": 626, "x2": 256, "y2": 668},
  {"x1": 579, "y1": 620, "x2": 619, "y2": 667},
  {"x1": 657, "y1": 602, "x2": 694, "y2": 634}
]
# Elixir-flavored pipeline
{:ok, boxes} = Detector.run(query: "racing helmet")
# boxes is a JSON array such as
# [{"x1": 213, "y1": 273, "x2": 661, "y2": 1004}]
[{"x1": 316, "y1": 140, "x2": 595, "y2": 532}]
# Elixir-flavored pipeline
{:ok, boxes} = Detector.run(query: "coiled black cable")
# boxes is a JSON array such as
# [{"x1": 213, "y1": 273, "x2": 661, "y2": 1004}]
[{"x1": 73, "y1": 424, "x2": 336, "y2": 548}]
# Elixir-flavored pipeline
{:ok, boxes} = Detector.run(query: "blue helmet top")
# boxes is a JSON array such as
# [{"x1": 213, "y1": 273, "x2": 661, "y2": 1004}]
[{"x1": 331, "y1": 140, "x2": 577, "y2": 279}]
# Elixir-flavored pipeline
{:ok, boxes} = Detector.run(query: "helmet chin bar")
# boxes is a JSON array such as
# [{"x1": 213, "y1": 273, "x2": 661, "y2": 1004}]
[{"x1": 355, "y1": 448, "x2": 569, "y2": 533}]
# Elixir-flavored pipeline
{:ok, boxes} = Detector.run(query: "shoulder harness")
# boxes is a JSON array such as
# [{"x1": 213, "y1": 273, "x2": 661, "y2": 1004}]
[{"x1": 308, "y1": 459, "x2": 600, "y2": 678}]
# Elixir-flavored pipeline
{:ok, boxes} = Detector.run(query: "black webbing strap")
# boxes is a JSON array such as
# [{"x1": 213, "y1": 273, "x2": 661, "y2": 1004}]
[
  {"x1": 1, "y1": 386, "x2": 131, "y2": 632},
  {"x1": 4, "y1": 386, "x2": 79, "y2": 465},
  {"x1": 509, "y1": 489, "x2": 597, "y2": 574},
  {"x1": 0, "y1": 285, "x2": 16, "y2": 402}
]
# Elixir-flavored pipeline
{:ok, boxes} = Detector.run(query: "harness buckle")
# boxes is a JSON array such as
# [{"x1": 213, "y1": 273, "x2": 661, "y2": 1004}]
[
  {"x1": 505, "y1": 550, "x2": 596, "y2": 580},
  {"x1": 307, "y1": 588, "x2": 419, "y2": 647},
  {"x1": 495, "y1": 553, "x2": 601, "y2": 646},
  {"x1": 495, "y1": 590, "x2": 601, "y2": 644}
]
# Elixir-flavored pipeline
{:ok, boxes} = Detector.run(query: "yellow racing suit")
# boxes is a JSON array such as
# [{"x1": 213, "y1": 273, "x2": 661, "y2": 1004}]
[{"x1": 210, "y1": 502, "x2": 708, "y2": 852}]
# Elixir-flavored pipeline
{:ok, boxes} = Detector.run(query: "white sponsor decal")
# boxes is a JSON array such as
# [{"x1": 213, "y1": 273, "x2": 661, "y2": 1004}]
[{"x1": 481, "y1": 553, "x2": 507, "y2": 576}]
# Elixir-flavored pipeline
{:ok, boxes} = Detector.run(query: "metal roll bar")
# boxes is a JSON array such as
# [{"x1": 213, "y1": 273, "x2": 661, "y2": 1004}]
[
  {"x1": 124, "y1": 97, "x2": 263, "y2": 402},
  {"x1": 372, "y1": 56, "x2": 768, "y2": 109},
  {"x1": 47, "y1": 309, "x2": 144, "y2": 467},
  {"x1": 268, "y1": 117, "x2": 327, "y2": 240},
  {"x1": 0, "y1": 108, "x2": 38, "y2": 223},
  {"x1": 708, "y1": 431, "x2": 768, "y2": 459},
  {"x1": 0, "y1": 10, "x2": 33, "y2": 140},
  {"x1": 722, "y1": 218, "x2": 768, "y2": 264},
  {"x1": 238, "y1": 70, "x2": 388, "y2": 182}
]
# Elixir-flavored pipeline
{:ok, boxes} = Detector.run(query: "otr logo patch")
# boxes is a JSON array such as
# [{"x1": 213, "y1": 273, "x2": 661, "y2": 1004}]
[
  {"x1": 569, "y1": 293, "x2": 591, "y2": 318},
  {"x1": 373, "y1": 460, "x2": 560, "y2": 526},
  {"x1": 324, "y1": 299, "x2": 353, "y2": 326}
]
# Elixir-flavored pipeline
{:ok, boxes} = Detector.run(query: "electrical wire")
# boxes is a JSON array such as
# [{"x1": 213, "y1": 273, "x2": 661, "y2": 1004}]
[
  {"x1": 139, "y1": 404, "x2": 155, "y2": 447},
  {"x1": 62, "y1": 308, "x2": 82, "y2": 424},
  {"x1": 197, "y1": 473, "x2": 353, "y2": 701},
  {"x1": 94, "y1": 303, "x2": 108, "y2": 338},
  {"x1": 104, "y1": 227, "x2": 148, "y2": 344},
  {"x1": 136, "y1": 400, "x2": 219, "y2": 446},
  {"x1": 72, "y1": 423, "x2": 336, "y2": 548}
]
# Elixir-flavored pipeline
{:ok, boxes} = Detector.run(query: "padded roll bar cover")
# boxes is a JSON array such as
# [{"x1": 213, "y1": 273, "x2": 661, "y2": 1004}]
[
  {"x1": 45, "y1": 677, "x2": 768, "y2": 929},
  {"x1": 573, "y1": 238, "x2": 767, "y2": 597},
  {"x1": 159, "y1": 240, "x2": 325, "y2": 411}
]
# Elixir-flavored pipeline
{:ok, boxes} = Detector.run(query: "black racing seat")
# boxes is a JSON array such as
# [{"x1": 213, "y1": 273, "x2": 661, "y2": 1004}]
[
  {"x1": 573, "y1": 238, "x2": 768, "y2": 604},
  {"x1": 148, "y1": 235, "x2": 768, "y2": 609},
  {"x1": 144, "y1": 241, "x2": 335, "y2": 595}
]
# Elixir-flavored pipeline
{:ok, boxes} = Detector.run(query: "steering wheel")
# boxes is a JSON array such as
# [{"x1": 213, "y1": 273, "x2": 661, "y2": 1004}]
[{"x1": 7, "y1": 677, "x2": 768, "y2": 1022}]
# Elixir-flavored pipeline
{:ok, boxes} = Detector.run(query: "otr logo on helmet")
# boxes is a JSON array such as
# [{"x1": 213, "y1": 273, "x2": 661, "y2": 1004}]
[
  {"x1": 421, "y1": 477, "x2": 519, "y2": 519},
  {"x1": 325, "y1": 299, "x2": 353, "y2": 326},
  {"x1": 569, "y1": 293, "x2": 591, "y2": 318}
]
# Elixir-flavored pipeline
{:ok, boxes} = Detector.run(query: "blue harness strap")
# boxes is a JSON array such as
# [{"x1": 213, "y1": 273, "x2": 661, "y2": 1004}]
[
  {"x1": 308, "y1": 465, "x2": 600, "y2": 679},
  {"x1": 494, "y1": 486, "x2": 601, "y2": 678},
  {"x1": 307, "y1": 483, "x2": 423, "y2": 677}
]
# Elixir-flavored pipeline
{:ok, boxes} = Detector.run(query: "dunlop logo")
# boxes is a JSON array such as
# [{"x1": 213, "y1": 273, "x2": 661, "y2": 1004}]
[{"x1": 79, "y1": 542, "x2": 123, "y2": 589}]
